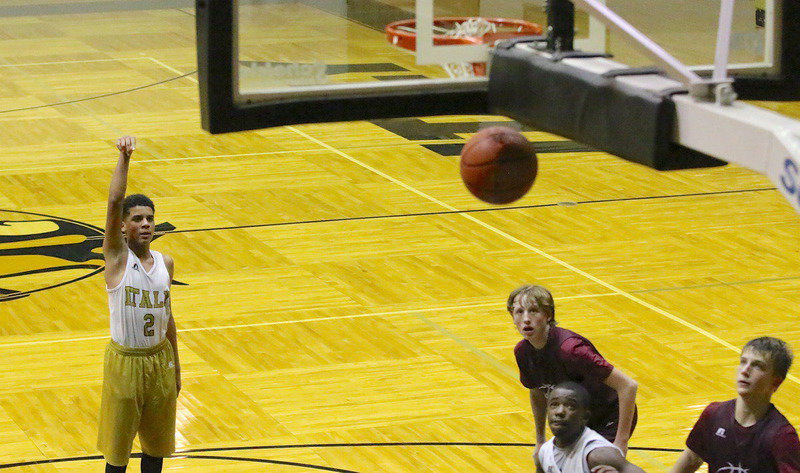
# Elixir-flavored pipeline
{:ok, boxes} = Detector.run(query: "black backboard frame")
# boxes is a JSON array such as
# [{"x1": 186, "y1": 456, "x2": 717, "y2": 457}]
[
  {"x1": 733, "y1": 0, "x2": 799, "y2": 100},
  {"x1": 195, "y1": 1, "x2": 489, "y2": 134}
]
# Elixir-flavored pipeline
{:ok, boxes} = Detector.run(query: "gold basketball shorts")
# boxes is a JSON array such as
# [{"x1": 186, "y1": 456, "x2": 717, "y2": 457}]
[{"x1": 97, "y1": 338, "x2": 177, "y2": 466}]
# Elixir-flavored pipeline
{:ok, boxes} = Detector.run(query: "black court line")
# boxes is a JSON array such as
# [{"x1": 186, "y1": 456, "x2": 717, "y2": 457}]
[
  {"x1": 0, "y1": 0, "x2": 193, "y2": 17},
  {"x1": 179, "y1": 441, "x2": 683, "y2": 453},
  {"x1": 0, "y1": 71, "x2": 197, "y2": 115},
  {"x1": 424, "y1": 141, "x2": 595, "y2": 155},
  {"x1": 0, "y1": 264, "x2": 101, "y2": 280},
  {"x1": 0, "y1": 61, "x2": 402, "y2": 115},
  {"x1": 0, "y1": 267, "x2": 104, "y2": 302},
  {"x1": 630, "y1": 274, "x2": 800, "y2": 294},
  {"x1": 0, "y1": 454, "x2": 357, "y2": 471},
  {"x1": 175, "y1": 7, "x2": 195, "y2": 17},
  {"x1": 0, "y1": 442, "x2": 682, "y2": 469},
  {"x1": 185, "y1": 455, "x2": 359, "y2": 472},
  {"x1": 164, "y1": 186, "x2": 777, "y2": 235}
]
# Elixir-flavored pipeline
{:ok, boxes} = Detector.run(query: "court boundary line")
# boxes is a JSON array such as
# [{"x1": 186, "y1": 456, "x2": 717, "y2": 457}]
[
  {"x1": 0, "y1": 57, "x2": 149, "y2": 68},
  {"x1": 0, "y1": 71, "x2": 196, "y2": 115},
  {"x1": 0, "y1": 293, "x2": 617, "y2": 348},
  {"x1": 145, "y1": 56, "x2": 198, "y2": 84},
  {"x1": 0, "y1": 441, "x2": 682, "y2": 469},
  {"x1": 284, "y1": 126, "x2": 800, "y2": 385},
  {"x1": 0, "y1": 56, "x2": 197, "y2": 115},
  {"x1": 0, "y1": 138, "x2": 583, "y2": 174},
  {"x1": 80, "y1": 186, "x2": 778, "y2": 239}
]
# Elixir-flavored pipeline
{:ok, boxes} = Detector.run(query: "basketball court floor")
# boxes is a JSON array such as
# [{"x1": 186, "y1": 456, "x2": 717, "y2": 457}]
[{"x1": 0, "y1": 0, "x2": 799, "y2": 471}]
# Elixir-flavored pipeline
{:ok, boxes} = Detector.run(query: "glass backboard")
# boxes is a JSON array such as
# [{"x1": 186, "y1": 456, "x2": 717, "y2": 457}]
[{"x1": 196, "y1": 0, "x2": 798, "y2": 133}]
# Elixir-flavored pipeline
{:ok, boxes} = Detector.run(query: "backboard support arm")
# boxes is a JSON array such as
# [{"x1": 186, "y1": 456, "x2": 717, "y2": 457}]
[{"x1": 568, "y1": 0, "x2": 735, "y2": 103}]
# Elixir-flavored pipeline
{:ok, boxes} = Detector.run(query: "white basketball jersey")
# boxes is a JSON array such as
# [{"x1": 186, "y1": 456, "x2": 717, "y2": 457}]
[
  {"x1": 107, "y1": 249, "x2": 171, "y2": 348},
  {"x1": 538, "y1": 427, "x2": 621, "y2": 473}
]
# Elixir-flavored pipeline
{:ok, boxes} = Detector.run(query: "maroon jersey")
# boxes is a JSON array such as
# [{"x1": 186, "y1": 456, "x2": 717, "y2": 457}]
[
  {"x1": 686, "y1": 400, "x2": 800, "y2": 473},
  {"x1": 514, "y1": 326, "x2": 621, "y2": 437}
]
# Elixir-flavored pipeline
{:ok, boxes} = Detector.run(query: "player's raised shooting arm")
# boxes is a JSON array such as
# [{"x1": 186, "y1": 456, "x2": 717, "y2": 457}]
[{"x1": 103, "y1": 136, "x2": 135, "y2": 263}]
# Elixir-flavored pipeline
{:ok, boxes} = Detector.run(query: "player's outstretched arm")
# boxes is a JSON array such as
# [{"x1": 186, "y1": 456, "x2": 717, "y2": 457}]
[
  {"x1": 668, "y1": 448, "x2": 703, "y2": 473},
  {"x1": 103, "y1": 136, "x2": 136, "y2": 286},
  {"x1": 587, "y1": 446, "x2": 646, "y2": 473},
  {"x1": 603, "y1": 367, "x2": 638, "y2": 455},
  {"x1": 530, "y1": 388, "x2": 547, "y2": 458}
]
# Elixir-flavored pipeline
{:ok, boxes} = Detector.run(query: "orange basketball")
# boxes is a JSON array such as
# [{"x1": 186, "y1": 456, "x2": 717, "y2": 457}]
[{"x1": 459, "y1": 126, "x2": 538, "y2": 204}]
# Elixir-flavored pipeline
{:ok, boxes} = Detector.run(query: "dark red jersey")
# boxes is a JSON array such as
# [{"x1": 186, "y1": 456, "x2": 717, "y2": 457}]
[
  {"x1": 514, "y1": 326, "x2": 623, "y2": 437},
  {"x1": 686, "y1": 399, "x2": 800, "y2": 473}
]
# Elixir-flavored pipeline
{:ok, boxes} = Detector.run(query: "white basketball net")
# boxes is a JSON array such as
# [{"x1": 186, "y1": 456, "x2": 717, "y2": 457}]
[
  {"x1": 443, "y1": 63, "x2": 478, "y2": 78},
  {"x1": 442, "y1": 18, "x2": 496, "y2": 78},
  {"x1": 450, "y1": 17, "x2": 497, "y2": 38}
]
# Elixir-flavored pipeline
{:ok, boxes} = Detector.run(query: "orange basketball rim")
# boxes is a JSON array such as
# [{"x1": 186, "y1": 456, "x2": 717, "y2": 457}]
[{"x1": 386, "y1": 17, "x2": 542, "y2": 76}]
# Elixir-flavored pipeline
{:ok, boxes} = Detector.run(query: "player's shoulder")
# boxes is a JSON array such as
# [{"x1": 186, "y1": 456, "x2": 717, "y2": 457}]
[
  {"x1": 554, "y1": 327, "x2": 592, "y2": 351},
  {"x1": 777, "y1": 420, "x2": 800, "y2": 438},
  {"x1": 553, "y1": 326, "x2": 582, "y2": 343},
  {"x1": 767, "y1": 405, "x2": 798, "y2": 431},
  {"x1": 160, "y1": 252, "x2": 175, "y2": 274},
  {"x1": 514, "y1": 339, "x2": 530, "y2": 355},
  {"x1": 585, "y1": 430, "x2": 624, "y2": 468},
  {"x1": 766, "y1": 408, "x2": 800, "y2": 454},
  {"x1": 583, "y1": 427, "x2": 616, "y2": 447},
  {"x1": 705, "y1": 399, "x2": 731, "y2": 411},
  {"x1": 698, "y1": 399, "x2": 733, "y2": 420}
]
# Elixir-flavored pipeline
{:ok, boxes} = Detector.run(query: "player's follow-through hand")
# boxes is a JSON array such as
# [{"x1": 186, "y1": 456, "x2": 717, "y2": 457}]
[{"x1": 116, "y1": 136, "x2": 136, "y2": 158}]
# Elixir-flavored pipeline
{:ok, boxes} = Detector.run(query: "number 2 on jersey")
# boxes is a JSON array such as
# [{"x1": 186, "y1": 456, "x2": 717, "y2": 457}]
[{"x1": 144, "y1": 313, "x2": 155, "y2": 337}]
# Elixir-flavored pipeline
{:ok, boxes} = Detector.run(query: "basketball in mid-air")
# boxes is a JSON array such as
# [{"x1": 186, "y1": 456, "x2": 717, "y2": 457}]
[{"x1": 459, "y1": 127, "x2": 538, "y2": 205}]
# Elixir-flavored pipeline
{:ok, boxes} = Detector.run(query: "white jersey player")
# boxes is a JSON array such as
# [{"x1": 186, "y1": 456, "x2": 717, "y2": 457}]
[
  {"x1": 107, "y1": 247, "x2": 171, "y2": 348},
  {"x1": 97, "y1": 136, "x2": 181, "y2": 473},
  {"x1": 536, "y1": 382, "x2": 645, "y2": 473}
]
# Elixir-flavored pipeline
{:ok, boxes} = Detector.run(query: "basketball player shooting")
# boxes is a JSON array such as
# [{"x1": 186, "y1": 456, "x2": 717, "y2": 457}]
[{"x1": 97, "y1": 136, "x2": 181, "y2": 473}]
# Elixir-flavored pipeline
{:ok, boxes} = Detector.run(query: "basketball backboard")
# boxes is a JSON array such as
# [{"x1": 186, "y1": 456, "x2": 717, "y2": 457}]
[{"x1": 197, "y1": 0, "x2": 798, "y2": 133}]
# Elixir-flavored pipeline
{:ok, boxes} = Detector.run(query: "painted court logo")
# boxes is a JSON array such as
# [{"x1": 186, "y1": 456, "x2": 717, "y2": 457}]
[{"x1": 0, "y1": 209, "x2": 174, "y2": 302}]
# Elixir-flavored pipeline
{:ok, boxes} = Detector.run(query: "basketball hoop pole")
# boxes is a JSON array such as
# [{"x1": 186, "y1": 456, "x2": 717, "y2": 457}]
[
  {"x1": 547, "y1": 0, "x2": 575, "y2": 52},
  {"x1": 710, "y1": 0, "x2": 738, "y2": 105},
  {"x1": 569, "y1": 0, "x2": 733, "y2": 102},
  {"x1": 713, "y1": 0, "x2": 736, "y2": 82}
]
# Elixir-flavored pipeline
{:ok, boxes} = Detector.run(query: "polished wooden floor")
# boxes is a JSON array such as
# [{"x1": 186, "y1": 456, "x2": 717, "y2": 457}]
[{"x1": 1, "y1": 1, "x2": 799, "y2": 472}]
